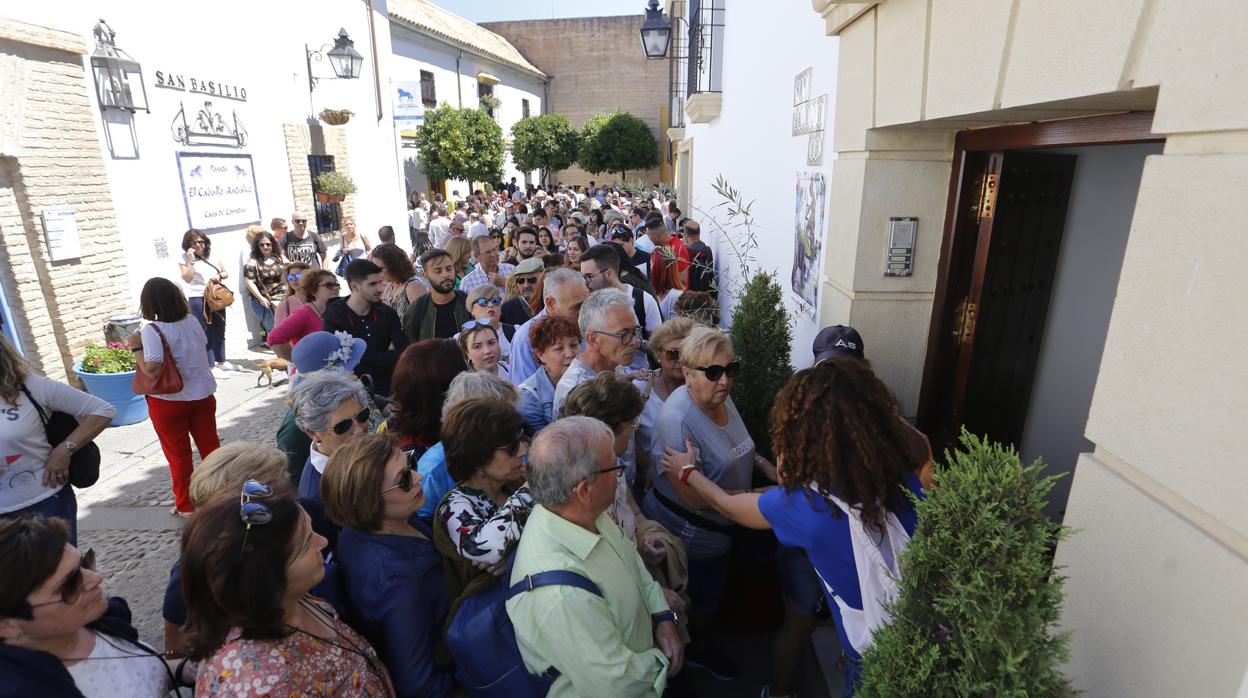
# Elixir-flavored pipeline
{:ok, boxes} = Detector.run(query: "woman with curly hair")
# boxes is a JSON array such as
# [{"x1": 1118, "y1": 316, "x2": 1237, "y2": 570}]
[
  {"x1": 661, "y1": 358, "x2": 930, "y2": 695},
  {"x1": 243, "y1": 230, "x2": 286, "y2": 339}
]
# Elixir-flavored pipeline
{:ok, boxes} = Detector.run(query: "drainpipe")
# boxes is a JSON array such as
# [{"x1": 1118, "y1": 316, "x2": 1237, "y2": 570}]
[{"x1": 456, "y1": 50, "x2": 464, "y2": 107}]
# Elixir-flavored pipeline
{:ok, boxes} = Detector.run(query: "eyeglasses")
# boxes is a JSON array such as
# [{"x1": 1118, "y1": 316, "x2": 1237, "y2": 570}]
[
  {"x1": 473, "y1": 297, "x2": 503, "y2": 307},
  {"x1": 320, "y1": 281, "x2": 341, "y2": 290},
  {"x1": 381, "y1": 462, "x2": 419, "y2": 494},
  {"x1": 662, "y1": 348, "x2": 680, "y2": 360},
  {"x1": 582, "y1": 270, "x2": 606, "y2": 284},
  {"x1": 285, "y1": 272, "x2": 303, "y2": 282},
  {"x1": 238, "y1": 479, "x2": 274, "y2": 561},
  {"x1": 259, "y1": 242, "x2": 273, "y2": 247},
  {"x1": 192, "y1": 240, "x2": 207, "y2": 246},
  {"x1": 691, "y1": 360, "x2": 742, "y2": 382},
  {"x1": 514, "y1": 276, "x2": 537, "y2": 285},
  {"x1": 590, "y1": 326, "x2": 642, "y2": 345},
  {"x1": 331, "y1": 407, "x2": 371, "y2": 436},
  {"x1": 29, "y1": 548, "x2": 96, "y2": 609},
  {"x1": 596, "y1": 463, "x2": 627, "y2": 476},
  {"x1": 461, "y1": 318, "x2": 494, "y2": 332},
  {"x1": 496, "y1": 429, "x2": 530, "y2": 457},
  {"x1": 293, "y1": 219, "x2": 307, "y2": 224}
]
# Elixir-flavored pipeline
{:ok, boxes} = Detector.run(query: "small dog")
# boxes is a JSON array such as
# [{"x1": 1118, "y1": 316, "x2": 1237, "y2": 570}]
[{"x1": 256, "y1": 358, "x2": 290, "y2": 389}]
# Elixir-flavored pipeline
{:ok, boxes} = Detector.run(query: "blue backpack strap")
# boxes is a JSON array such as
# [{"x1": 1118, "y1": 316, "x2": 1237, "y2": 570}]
[{"x1": 505, "y1": 570, "x2": 603, "y2": 684}]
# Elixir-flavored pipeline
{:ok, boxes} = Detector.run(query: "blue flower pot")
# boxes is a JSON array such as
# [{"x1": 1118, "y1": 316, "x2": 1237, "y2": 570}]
[{"x1": 73, "y1": 363, "x2": 149, "y2": 426}]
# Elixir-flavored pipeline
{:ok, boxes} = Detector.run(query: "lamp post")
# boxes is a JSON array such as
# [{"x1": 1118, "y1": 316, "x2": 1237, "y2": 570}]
[
  {"x1": 639, "y1": 0, "x2": 672, "y2": 59},
  {"x1": 306, "y1": 28, "x2": 364, "y2": 93},
  {"x1": 89, "y1": 20, "x2": 149, "y2": 113}
]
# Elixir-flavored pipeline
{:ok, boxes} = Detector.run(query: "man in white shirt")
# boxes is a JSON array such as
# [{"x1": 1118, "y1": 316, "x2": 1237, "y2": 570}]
[
  {"x1": 428, "y1": 206, "x2": 450, "y2": 248},
  {"x1": 468, "y1": 212, "x2": 490, "y2": 239}
]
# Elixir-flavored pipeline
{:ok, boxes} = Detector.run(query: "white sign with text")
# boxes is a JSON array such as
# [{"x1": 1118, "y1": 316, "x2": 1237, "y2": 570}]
[{"x1": 176, "y1": 153, "x2": 261, "y2": 230}]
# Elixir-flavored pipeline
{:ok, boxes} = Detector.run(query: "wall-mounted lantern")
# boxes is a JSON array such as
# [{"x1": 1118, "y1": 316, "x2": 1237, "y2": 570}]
[
  {"x1": 639, "y1": 0, "x2": 672, "y2": 59},
  {"x1": 307, "y1": 28, "x2": 364, "y2": 93},
  {"x1": 89, "y1": 20, "x2": 149, "y2": 113}
]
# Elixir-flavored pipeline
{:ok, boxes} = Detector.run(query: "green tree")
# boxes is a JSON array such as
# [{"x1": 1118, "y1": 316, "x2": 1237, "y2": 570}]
[
  {"x1": 578, "y1": 111, "x2": 659, "y2": 181},
  {"x1": 414, "y1": 104, "x2": 504, "y2": 184},
  {"x1": 858, "y1": 430, "x2": 1074, "y2": 698},
  {"x1": 510, "y1": 114, "x2": 581, "y2": 184},
  {"x1": 728, "y1": 272, "x2": 793, "y2": 460}
]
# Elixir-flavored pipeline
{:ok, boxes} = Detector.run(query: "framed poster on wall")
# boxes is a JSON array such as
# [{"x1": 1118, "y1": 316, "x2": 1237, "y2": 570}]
[{"x1": 175, "y1": 152, "x2": 261, "y2": 230}]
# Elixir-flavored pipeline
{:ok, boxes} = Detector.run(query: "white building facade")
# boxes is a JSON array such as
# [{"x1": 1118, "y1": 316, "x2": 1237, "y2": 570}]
[
  {"x1": 2, "y1": 0, "x2": 408, "y2": 364},
  {"x1": 387, "y1": 0, "x2": 546, "y2": 198}
]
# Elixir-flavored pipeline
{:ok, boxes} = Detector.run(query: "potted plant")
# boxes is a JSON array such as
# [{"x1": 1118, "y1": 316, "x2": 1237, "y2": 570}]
[
  {"x1": 313, "y1": 171, "x2": 356, "y2": 204},
  {"x1": 73, "y1": 342, "x2": 148, "y2": 426},
  {"x1": 319, "y1": 108, "x2": 352, "y2": 126},
  {"x1": 728, "y1": 271, "x2": 793, "y2": 460}
]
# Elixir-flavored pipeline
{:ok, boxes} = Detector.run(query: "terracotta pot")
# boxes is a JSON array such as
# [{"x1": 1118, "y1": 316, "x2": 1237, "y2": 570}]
[{"x1": 315, "y1": 191, "x2": 344, "y2": 204}]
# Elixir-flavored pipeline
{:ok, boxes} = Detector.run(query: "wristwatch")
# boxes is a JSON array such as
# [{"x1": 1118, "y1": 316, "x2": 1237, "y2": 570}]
[
  {"x1": 63, "y1": 440, "x2": 78, "y2": 454},
  {"x1": 652, "y1": 610, "x2": 678, "y2": 627}
]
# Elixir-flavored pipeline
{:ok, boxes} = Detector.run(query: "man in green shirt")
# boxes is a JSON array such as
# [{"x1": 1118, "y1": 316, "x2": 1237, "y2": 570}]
[{"x1": 506, "y1": 417, "x2": 684, "y2": 697}]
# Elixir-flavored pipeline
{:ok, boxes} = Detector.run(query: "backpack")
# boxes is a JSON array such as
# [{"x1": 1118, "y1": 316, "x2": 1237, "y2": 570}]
[{"x1": 446, "y1": 551, "x2": 602, "y2": 697}]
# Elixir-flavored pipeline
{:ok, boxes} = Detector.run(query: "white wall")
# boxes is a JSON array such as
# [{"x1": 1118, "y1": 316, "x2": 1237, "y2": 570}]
[
  {"x1": 1018, "y1": 142, "x2": 1162, "y2": 520},
  {"x1": 679, "y1": 3, "x2": 838, "y2": 366},
  {"x1": 4, "y1": 0, "x2": 407, "y2": 357},
  {"x1": 388, "y1": 23, "x2": 544, "y2": 196}
]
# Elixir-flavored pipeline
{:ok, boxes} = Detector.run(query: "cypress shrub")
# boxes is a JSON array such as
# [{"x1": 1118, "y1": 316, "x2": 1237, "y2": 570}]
[
  {"x1": 858, "y1": 430, "x2": 1075, "y2": 698},
  {"x1": 727, "y1": 272, "x2": 792, "y2": 460}
]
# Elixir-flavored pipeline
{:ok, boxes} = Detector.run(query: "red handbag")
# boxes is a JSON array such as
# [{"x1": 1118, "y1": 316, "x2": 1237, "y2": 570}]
[{"x1": 132, "y1": 325, "x2": 185, "y2": 395}]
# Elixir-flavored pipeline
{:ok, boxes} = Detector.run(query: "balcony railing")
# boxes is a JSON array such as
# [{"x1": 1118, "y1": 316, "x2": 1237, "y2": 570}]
[{"x1": 687, "y1": 0, "x2": 724, "y2": 95}]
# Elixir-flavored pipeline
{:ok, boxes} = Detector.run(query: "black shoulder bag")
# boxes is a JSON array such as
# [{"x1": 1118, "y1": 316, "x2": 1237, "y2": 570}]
[{"x1": 19, "y1": 384, "x2": 102, "y2": 488}]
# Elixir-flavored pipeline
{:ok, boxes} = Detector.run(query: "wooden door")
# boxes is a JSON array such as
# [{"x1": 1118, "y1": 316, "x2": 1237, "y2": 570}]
[{"x1": 918, "y1": 151, "x2": 1077, "y2": 453}]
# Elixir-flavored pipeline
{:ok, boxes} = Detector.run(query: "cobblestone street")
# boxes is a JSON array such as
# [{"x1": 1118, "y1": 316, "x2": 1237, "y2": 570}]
[{"x1": 76, "y1": 349, "x2": 288, "y2": 650}]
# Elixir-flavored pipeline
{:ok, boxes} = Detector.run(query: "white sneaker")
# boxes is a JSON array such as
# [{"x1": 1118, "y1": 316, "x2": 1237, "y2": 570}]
[
  {"x1": 211, "y1": 367, "x2": 230, "y2": 379},
  {"x1": 218, "y1": 361, "x2": 244, "y2": 372}
]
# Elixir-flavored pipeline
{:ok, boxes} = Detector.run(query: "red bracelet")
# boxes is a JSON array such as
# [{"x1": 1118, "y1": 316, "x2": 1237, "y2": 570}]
[{"x1": 679, "y1": 464, "x2": 698, "y2": 485}]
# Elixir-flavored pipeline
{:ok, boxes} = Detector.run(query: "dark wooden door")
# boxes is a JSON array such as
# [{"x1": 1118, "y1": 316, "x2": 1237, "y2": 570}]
[{"x1": 918, "y1": 150, "x2": 1077, "y2": 453}]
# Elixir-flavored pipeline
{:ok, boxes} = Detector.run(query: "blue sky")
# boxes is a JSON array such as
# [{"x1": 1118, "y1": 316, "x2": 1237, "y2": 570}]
[{"x1": 434, "y1": 0, "x2": 647, "y2": 23}]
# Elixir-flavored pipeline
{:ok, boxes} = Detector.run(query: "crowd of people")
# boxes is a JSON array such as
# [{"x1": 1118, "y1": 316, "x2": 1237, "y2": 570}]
[{"x1": 0, "y1": 183, "x2": 935, "y2": 698}]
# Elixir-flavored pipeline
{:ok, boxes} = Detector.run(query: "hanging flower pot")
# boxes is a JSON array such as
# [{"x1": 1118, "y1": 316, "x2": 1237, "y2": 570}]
[{"x1": 319, "y1": 109, "x2": 353, "y2": 126}]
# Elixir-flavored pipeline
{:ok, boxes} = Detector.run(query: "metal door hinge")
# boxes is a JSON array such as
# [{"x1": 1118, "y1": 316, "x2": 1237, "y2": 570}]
[
  {"x1": 952, "y1": 299, "x2": 977, "y2": 346},
  {"x1": 976, "y1": 173, "x2": 998, "y2": 223}
]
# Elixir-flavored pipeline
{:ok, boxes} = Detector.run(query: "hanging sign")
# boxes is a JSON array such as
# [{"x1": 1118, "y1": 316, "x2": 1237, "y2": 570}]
[
  {"x1": 393, "y1": 81, "x2": 425, "y2": 135},
  {"x1": 40, "y1": 209, "x2": 82, "y2": 261},
  {"x1": 175, "y1": 152, "x2": 261, "y2": 230}
]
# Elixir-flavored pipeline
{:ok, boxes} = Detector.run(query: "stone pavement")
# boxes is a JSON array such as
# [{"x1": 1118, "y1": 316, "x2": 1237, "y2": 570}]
[{"x1": 76, "y1": 347, "x2": 289, "y2": 650}]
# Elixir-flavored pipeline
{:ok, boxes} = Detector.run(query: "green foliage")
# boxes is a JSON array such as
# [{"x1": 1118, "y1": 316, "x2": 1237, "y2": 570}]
[
  {"x1": 728, "y1": 272, "x2": 792, "y2": 459},
  {"x1": 80, "y1": 343, "x2": 135, "y2": 374},
  {"x1": 858, "y1": 430, "x2": 1075, "y2": 698},
  {"x1": 578, "y1": 111, "x2": 659, "y2": 180},
  {"x1": 312, "y1": 171, "x2": 356, "y2": 197},
  {"x1": 414, "y1": 104, "x2": 505, "y2": 184},
  {"x1": 511, "y1": 114, "x2": 581, "y2": 179}
]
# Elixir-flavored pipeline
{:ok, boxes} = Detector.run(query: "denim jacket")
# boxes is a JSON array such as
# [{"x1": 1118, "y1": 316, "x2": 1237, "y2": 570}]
[
  {"x1": 335, "y1": 520, "x2": 452, "y2": 698},
  {"x1": 517, "y1": 367, "x2": 556, "y2": 433}
]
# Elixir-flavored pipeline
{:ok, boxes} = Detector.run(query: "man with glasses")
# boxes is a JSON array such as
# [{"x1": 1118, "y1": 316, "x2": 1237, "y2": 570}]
[
  {"x1": 506, "y1": 417, "x2": 683, "y2": 698},
  {"x1": 321, "y1": 260, "x2": 408, "y2": 396},
  {"x1": 580, "y1": 244, "x2": 661, "y2": 341},
  {"x1": 280, "y1": 211, "x2": 327, "y2": 269},
  {"x1": 552, "y1": 288, "x2": 642, "y2": 418},
  {"x1": 501, "y1": 257, "x2": 542, "y2": 326},
  {"x1": 509, "y1": 269, "x2": 589, "y2": 385},
  {"x1": 459, "y1": 236, "x2": 513, "y2": 296}
]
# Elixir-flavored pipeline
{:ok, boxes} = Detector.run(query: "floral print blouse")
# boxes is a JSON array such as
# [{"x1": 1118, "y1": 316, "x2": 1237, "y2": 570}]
[
  {"x1": 195, "y1": 597, "x2": 393, "y2": 697},
  {"x1": 435, "y1": 484, "x2": 534, "y2": 565}
]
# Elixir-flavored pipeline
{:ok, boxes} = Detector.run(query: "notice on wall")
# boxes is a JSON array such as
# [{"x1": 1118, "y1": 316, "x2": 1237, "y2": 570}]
[
  {"x1": 176, "y1": 152, "x2": 261, "y2": 230},
  {"x1": 40, "y1": 209, "x2": 82, "y2": 261},
  {"x1": 392, "y1": 81, "x2": 425, "y2": 135},
  {"x1": 792, "y1": 172, "x2": 827, "y2": 317}
]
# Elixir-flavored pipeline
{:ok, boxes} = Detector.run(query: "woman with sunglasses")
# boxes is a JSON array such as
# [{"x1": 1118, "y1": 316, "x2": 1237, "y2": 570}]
[
  {"x1": 182, "y1": 484, "x2": 394, "y2": 697},
  {"x1": 322, "y1": 435, "x2": 452, "y2": 698},
  {"x1": 243, "y1": 230, "x2": 287, "y2": 341},
  {"x1": 291, "y1": 370, "x2": 371, "y2": 538},
  {"x1": 463, "y1": 285, "x2": 515, "y2": 363},
  {"x1": 641, "y1": 326, "x2": 777, "y2": 680},
  {"x1": 433, "y1": 399, "x2": 532, "y2": 601},
  {"x1": 0, "y1": 516, "x2": 192, "y2": 696},
  {"x1": 177, "y1": 228, "x2": 239, "y2": 373},
  {"x1": 267, "y1": 270, "x2": 341, "y2": 368},
  {"x1": 457, "y1": 319, "x2": 507, "y2": 381},
  {"x1": 371, "y1": 243, "x2": 427, "y2": 315}
]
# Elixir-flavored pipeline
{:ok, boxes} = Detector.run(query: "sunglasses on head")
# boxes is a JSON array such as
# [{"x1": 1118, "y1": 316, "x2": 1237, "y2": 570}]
[
  {"x1": 473, "y1": 297, "x2": 503, "y2": 307},
  {"x1": 332, "y1": 407, "x2": 371, "y2": 435},
  {"x1": 462, "y1": 318, "x2": 494, "y2": 332},
  {"x1": 496, "y1": 428, "x2": 530, "y2": 457},
  {"x1": 381, "y1": 461, "x2": 419, "y2": 494},
  {"x1": 30, "y1": 548, "x2": 96, "y2": 609},
  {"x1": 237, "y1": 479, "x2": 274, "y2": 561},
  {"x1": 692, "y1": 359, "x2": 742, "y2": 382}
]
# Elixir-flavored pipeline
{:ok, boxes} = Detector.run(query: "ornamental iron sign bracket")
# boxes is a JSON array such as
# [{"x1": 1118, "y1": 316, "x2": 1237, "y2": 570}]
[{"x1": 171, "y1": 100, "x2": 248, "y2": 148}]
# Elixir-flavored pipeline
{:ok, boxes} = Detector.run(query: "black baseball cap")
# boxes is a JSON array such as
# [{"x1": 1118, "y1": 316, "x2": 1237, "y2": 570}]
[{"x1": 813, "y1": 325, "x2": 865, "y2": 364}]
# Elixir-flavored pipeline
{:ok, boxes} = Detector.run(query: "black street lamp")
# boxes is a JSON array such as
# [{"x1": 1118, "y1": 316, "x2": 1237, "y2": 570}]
[
  {"x1": 639, "y1": 0, "x2": 672, "y2": 59},
  {"x1": 89, "y1": 20, "x2": 149, "y2": 113},
  {"x1": 307, "y1": 28, "x2": 364, "y2": 93}
]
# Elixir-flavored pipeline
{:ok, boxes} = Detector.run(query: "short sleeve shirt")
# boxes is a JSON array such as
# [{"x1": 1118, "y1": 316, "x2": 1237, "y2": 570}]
[{"x1": 282, "y1": 232, "x2": 327, "y2": 268}]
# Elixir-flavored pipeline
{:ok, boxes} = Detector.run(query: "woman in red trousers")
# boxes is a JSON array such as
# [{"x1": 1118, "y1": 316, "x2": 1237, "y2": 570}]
[{"x1": 128, "y1": 278, "x2": 220, "y2": 517}]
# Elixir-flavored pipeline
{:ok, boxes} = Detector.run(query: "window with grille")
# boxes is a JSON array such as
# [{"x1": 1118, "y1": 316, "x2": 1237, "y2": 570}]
[
  {"x1": 420, "y1": 70, "x2": 437, "y2": 107},
  {"x1": 478, "y1": 81, "x2": 495, "y2": 119},
  {"x1": 308, "y1": 155, "x2": 341, "y2": 233},
  {"x1": 521, "y1": 98, "x2": 530, "y2": 119}
]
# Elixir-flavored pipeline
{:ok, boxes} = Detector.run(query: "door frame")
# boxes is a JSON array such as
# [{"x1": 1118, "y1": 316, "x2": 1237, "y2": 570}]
[{"x1": 916, "y1": 111, "x2": 1162, "y2": 446}]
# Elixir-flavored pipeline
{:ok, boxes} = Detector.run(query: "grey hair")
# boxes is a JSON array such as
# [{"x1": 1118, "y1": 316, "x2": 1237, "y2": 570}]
[
  {"x1": 578, "y1": 287, "x2": 635, "y2": 336},
  {"x1": 442, "y1": 370, "x2": 519, "y2": 419},
  {"x1": 465, "y1": 284, "x2": 500, "y2": 306},
  {"x1": 527, "y1": 416, "x2": 614, "y2": 507},
  {"x1": 291, "y1": 368, "x2": 370, "y2": 433},
  {"x1": 542, "y1": 267, "x2": 585, "y2": 303}
]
